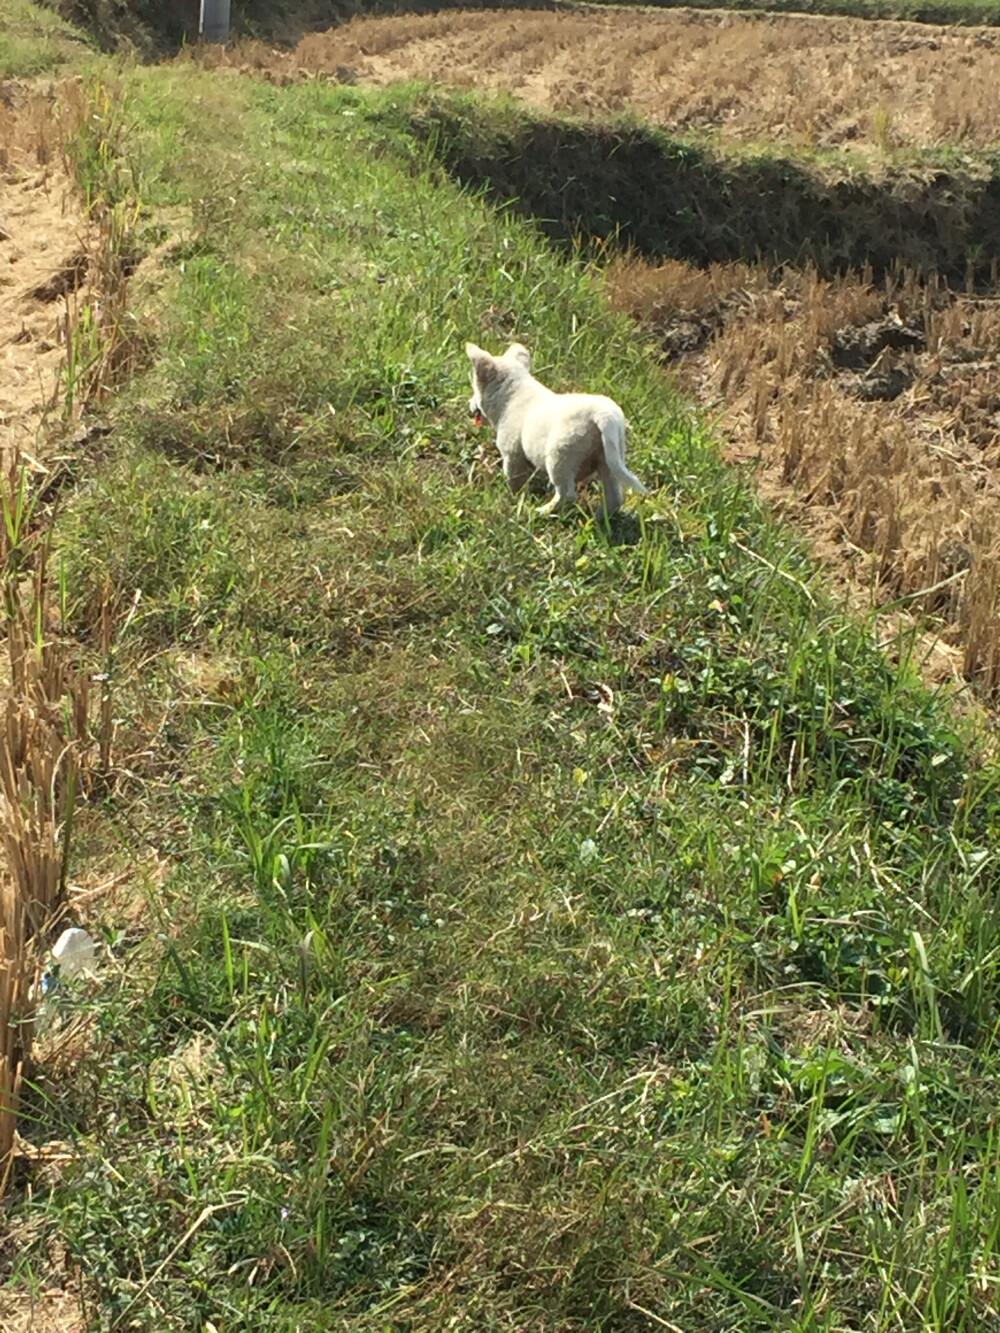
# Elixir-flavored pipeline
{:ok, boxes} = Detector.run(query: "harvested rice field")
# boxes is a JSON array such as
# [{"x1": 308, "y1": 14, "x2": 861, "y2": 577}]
[
  {"x1": 225, "y1": 6, "x2": 1000, "y2": 155},
  {"x1": 608, "y1": 258, "x2": 1000, "y2": 687}
]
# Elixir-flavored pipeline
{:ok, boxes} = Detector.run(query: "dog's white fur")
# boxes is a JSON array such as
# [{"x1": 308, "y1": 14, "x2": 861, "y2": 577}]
[{"x1": 466, "y1": 341, "x2": 648, "y2": 517}]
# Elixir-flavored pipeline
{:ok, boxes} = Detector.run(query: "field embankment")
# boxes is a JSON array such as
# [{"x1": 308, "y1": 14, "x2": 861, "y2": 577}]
[
  {"x1": 394, "y1": 95, "x2": 1000, "y2": 275},
  {"x1": 50, "y1": 0, "x2": 564, "y2": 60},
  {"x1": 49, "y1": 0, "x2": 1000, "y2": 59},
  {"x1": 216, "y1": 10, "x2": 1000, "y2": 275}
]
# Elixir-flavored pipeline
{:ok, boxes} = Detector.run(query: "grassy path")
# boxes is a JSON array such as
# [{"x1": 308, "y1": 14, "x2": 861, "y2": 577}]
[{"x1": 7, "y1": 60, "x2": 1000, "y2": 1331}]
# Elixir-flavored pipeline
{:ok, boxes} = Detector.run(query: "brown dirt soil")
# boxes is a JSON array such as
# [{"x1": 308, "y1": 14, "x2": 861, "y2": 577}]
[
  {"x1": 213, "y1": 6, "x2": 1000, "y2": 155},
  {"x1": 0, "y1": 1274, "x2": 84, "y2": 1333},
  {"x1": 0, "y1": 82, "x2": 90, "y2": 460}
]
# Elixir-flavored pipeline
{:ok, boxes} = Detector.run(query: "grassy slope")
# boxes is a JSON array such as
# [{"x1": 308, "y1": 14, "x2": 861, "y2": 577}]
[
  {"x1": 390, "y1": 92, "x2": 1000, "y2": 280},
  {"x1": 9, "y1": 60, "x2": 1000, "y2": 1333}
]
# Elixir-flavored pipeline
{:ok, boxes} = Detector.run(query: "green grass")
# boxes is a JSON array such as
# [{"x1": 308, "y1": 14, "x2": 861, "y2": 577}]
[
  {"x1": 0, "y1": 0, "x2": 90, "y2": 77},
  {"x1": 8, "y1": 61, "x2": 1000, "y2": 1332}
]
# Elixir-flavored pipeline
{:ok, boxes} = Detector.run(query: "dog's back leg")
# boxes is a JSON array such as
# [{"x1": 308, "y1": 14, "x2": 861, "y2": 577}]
[{"x1": 599, "y1": 415, "x2": 648, "y2": 498}]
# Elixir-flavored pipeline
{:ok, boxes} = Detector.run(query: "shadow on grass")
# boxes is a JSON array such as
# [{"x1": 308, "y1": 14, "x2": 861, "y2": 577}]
[{"x1": 406, "y1": 95, "x2": 1000, "y2": 279}]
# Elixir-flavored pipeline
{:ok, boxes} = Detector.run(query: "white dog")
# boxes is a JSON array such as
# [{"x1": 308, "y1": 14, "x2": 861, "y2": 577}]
[{"x1": 466, "y1": 341, "x2": 648, "y2": 517}]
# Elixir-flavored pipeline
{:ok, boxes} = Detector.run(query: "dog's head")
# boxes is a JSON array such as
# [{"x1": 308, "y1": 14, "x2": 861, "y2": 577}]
[{"x1": 466, "y1": 342, "x2": 532, "y2": 425}]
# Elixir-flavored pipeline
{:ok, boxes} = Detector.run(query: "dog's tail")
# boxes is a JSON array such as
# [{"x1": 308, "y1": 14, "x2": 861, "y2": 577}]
[{"x1": 601, "y1": 413, "x2": 649, "y2": 494}]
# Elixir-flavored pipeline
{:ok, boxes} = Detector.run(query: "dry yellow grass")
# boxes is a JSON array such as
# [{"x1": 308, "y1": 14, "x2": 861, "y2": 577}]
[
  {"x1": 0, "y1": 80, "x2": 94, "y2": 456},
  {"x1": 0, "y1": 481, "x2": 90, "y2": 1195},
  {"x1": 201, "y1": 8, "x2": 1000, "y2": 155},
  {"x1": 0, "y1": 86, "x2": 120, "y2": 1198}
]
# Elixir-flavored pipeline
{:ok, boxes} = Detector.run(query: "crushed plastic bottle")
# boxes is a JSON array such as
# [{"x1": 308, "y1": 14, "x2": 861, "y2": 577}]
[{"x1": 50, "y1": 926, "x2": 98, "y2": 980}]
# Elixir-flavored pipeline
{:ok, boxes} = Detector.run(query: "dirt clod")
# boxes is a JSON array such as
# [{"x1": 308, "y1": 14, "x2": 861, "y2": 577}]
[
  {"x1": 28, "y1": 251, "x2": 88, "y2": 303},
  {"x1": 831, "y1": 318, "x2": 926, "y2": 370},
  {"x1": 850, "y1": 366, "x2": 913, "y2": 402}
]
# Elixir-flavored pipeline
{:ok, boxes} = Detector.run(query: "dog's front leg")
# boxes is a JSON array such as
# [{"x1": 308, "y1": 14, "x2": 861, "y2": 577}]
[{"x1": 500, "y1": 448, "x2": 534, "y2": 494}]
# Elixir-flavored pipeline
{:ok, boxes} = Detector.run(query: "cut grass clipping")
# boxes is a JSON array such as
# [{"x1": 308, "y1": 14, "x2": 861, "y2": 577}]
[{"x1": 7, "y1": 65, "x2": 1000, "y2": 1332}]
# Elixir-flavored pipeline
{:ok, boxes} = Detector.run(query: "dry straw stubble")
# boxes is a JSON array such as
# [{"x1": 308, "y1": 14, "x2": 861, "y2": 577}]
[
  {"x1": 607, "y1": 255, "x2": 1000, "y2": 691},
  {"x1": 200, "y1": 9, "x2": 1000, "y2": 156},
  {"x1": 0, "y1": 454, "x2": 92, "y2": 1194},
  {"x1": 0, "y1": 80, "x2": 130, "y2": 1195}
]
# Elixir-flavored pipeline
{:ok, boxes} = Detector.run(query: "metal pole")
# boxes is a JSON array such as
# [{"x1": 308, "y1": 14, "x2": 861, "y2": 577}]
[{"x1": 199, "y1": 0, "x2": 231, "y2": 43}]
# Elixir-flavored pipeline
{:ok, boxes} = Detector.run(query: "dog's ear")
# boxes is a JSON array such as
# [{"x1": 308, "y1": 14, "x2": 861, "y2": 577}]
[
  {"x1": 505, "y1": 343, "x2": 531, "y2": 369},
  {"x1": 466, "y1": 342, "x2": 498, "y2": 384}
]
